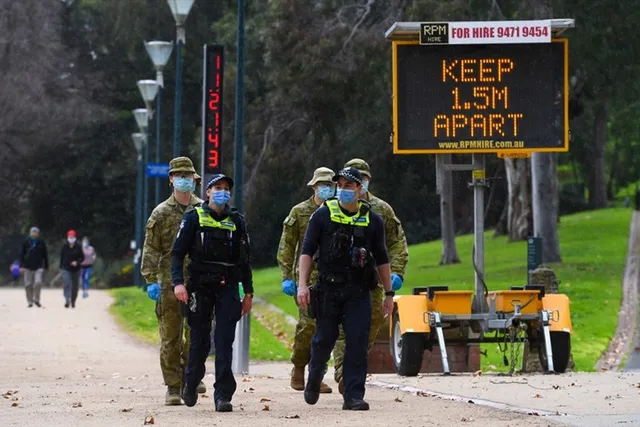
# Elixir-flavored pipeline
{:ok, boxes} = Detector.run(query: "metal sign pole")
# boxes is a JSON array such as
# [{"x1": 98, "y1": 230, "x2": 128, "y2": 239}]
[
  {"x1": 231, "y1": 0, "x2": 249, "y2": 375},
  {"x1": 472, "y1": 153, "x2": 486, "y2": 310}
]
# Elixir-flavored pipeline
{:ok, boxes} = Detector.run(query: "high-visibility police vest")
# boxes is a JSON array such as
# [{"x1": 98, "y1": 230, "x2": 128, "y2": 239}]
[
  {"x1": 193, "y1": 206, "x2": 238, "y2": 267},
  {"x1": 325, "y1": 199, "x2": 370, "y2": 227}
]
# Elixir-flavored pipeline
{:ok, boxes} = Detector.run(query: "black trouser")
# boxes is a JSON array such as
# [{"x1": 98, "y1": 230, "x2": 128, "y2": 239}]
[
  {"x1": 308, "y1": 286, "x2": 372, "y2": 401},
  {"x1": 184, "y1": 281, "x2": 242, "y2": 402}
]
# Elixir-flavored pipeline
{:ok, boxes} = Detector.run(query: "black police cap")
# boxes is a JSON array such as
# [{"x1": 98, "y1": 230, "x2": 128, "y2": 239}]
[
  {"x1": 332, "y1": 167, "x2": 363, "y2": 185},
  {"x1": 206, "y1": 173, "x2": 234, "y2": 189}
]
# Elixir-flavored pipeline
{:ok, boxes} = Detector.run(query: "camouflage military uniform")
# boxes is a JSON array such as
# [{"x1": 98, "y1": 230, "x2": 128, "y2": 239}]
[
  {"x1": 277, "y1": 166, "x2": 335, "y2": 393},
  {"x1": 333, "y1": 160, "x2": 409, "y2": 388},
  {"x1": 277, "y1": 196, "x2": 321, "y2": 367},
  {"x1": 141, "y1": 158, "x2": 204, "y2": 396}
]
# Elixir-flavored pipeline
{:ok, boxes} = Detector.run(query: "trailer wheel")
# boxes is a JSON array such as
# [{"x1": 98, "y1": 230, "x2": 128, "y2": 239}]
[
  {"x1": 390, "y1": 312, "x2": 425, "y2": 376},
  {"x1": 539, "y1": 331, "x2": 571, "y2": 373}
]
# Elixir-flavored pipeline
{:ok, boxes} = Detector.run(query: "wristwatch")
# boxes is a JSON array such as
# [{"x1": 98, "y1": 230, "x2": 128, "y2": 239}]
[{"x1": 385, "y1": 291, "x2": 395, "y2": 297}]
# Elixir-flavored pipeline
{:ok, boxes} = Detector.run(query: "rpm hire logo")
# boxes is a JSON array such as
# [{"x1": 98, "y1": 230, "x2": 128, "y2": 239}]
[{"x1": 419, "y1": 23, "x2": 449, "y2": 45}]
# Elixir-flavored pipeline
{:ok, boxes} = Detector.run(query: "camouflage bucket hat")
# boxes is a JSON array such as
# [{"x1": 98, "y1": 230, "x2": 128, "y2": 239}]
[
  {"x1": 307, "y1": 167, "x2": 335, "y2": 186},
  {"x1": 344, "y1": 158, "x2": 371, "y2": 178},
  {"x1": 168, "y1": 156, "x2": 196, "y2": 174}
]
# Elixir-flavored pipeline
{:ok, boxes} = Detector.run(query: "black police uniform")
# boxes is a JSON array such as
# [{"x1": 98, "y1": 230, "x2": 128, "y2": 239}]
[
  {"x1": 171, "y1": 184, "x2": 253, "y2": 411},
  {"x1": 300, "y1": 171, "x2": 389, "y2": 409}
]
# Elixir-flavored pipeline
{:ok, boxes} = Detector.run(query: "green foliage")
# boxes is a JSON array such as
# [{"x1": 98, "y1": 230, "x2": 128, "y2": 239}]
[
  {"x1": 109, "y1": 286, "x2": 290, "y2": 361},
  {"x1": 255, "y1": 208, "x2": 630, "y2": 371}
]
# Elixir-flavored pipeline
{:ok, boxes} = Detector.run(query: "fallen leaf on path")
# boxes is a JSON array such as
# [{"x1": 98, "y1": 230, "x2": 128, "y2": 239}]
[
  {"x1": 25, "y1": 367, "x2": 35, "y2": 371},
  {"x1": 461, "y1": 417, "x2": 473, "y2": 422},
  {"x1": 242, "y1": 377, "x2": 254, "y2": 382},
  {"x1": 143, "y1": 416, "x2": 155, "y2": 424},
  {"x1": 394, "y1": 397, "x2": 403, "y2": 402},
  {"x1": 263, "y1": 405, "x2": 270, "y2": 411},
  {"x1": 473, "y1": 370, "x2": 482, "y2": 377},
  {"x1": 533, "y1": 394, "x2": 543, "y2": 398},
  {"x1": 416, "y1": 391, "x2": 430, "y2": 397},
  {"x1": 11, "y1": 402, "x2": 18, "y2": 407},
  {"x1": 528, "y1": 412, "x2": 540, "y2": 416},
  {"x1": 552, "y1": 385, "x2": 561, "y2": 390},
  {"x1": 2, "y1": 391, "x2": 18, "y2": 399},
  {"x1": 600, "y1": 367, "x2": 609, "y2": 371},
  {"x1": 285, "y1": 415, "x2": 300, "y2": 419},
  {"x1": 72, "y1": 402, "x2": 83, "y2": 408},
  {"x1": 200, "y1": 394, "x2": 209, "y2": 398},
  {"x1": 633, "y1": 383, "x2": 640, "y2": 389},
  {"x1": 120, "y1": 408, "x2": 133, "y2": 413},
  {"x1": 260, "y1": 398, "x2": 271, "y2": 402},
  {"x1": 83, "y1": 375, "x2": 92, "y2": 379}
]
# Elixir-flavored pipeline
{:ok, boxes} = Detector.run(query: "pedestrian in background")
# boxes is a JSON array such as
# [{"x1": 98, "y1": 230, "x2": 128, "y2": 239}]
[
  {"x1": 19, "y1": 226, "x2": 49, "y2": 308},
  {"x1": 60, "y1": 230, "x2": 85, "y2": 308},
  {"x1": 81, "y1": 236, "x2": 97, "y2": 298}
]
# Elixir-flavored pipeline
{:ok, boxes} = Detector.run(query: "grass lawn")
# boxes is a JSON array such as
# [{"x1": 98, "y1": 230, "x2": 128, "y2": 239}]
[
  {"x1": 252, "y1": 207, "x2": 632, "y2": 372},
  {"x1": 109, "y1": 286, "x2": 290, "y2": 361}
]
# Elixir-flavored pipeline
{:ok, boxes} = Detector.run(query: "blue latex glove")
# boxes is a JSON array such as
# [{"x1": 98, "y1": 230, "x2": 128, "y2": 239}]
[
  {"x1": 146, "y1": 283, "x2": 160, "y2": 301},
  {"x1": 282, "y1": 279, "x2": 296, "y2": 296},
  {"x1": 391, "y1": 274, "x2": 403, "y2": 291}
]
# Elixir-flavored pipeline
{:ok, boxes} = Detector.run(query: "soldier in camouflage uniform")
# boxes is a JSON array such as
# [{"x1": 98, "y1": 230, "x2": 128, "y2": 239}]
[
  {"x1": 277, "y1": 167, "x2": 336, "y2": 393},
  {"x1": 141, "y1": 157, "x2": 207, "y2": 405},
  {"x1": 333, "y1": 158, "x2": 409, "y2": 394}
]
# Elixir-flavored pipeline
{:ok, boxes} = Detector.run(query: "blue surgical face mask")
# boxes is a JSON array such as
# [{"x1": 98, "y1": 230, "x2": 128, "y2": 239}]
[
  {"x1": 211, "y1": 190, "x2": 231, "y2": 206},
  {"x1": 361, "y1": 179, "x2": 370, "y2": 193},
  {"x1": 317, "y1": 185, "x2": 334, "y2": 200},
  {"x1": 174, "y1": 177, "x2": 194, "y2": 193},
  {"x1": 337, "y1": 188, "x2": 356, "y2": 204}
]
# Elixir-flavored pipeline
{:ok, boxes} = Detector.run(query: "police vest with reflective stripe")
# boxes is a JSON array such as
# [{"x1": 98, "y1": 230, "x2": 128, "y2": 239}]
[
  {"x1": 193, "y1": 206, "x2": 238, "y2": 267},
  {"x1": 325, "y1": 199, "x2": 370, "y2": 227}
]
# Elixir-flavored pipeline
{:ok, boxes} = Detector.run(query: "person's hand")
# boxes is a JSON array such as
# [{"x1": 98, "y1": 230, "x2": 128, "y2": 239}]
[
  {"x1": 19, "y1": 268, "x2": 24, "y2": 275},
  {"x1": 391, "y1": 274, "x2": 403, "y2": 291},
  {"x1": 282, "y1": 279, "x2": 296, "y2": 296},
  {"x1": 297, "y1": 285, "x2": 310, "y2": 309},
  {"x1": 241, "y1": 295, "x2": 253, "y2": 316},
  {"x1": 146, "y1": 283, "x2": 161, "y2": 301},
  {"x1": 174, "y1": 284, "x2": 188, "y2": 303},
  {"x1": 71, "y1": 261, "x2": 78, "y2": 267},
  {"x1": 383, "y1": 296, "x2": 394, "y2": 317}
]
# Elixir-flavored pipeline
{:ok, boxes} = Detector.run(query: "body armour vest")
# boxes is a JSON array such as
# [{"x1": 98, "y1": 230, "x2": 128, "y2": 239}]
[
  {"x1": 320, "y1": 199, "x2": 371, "y2": 276},
  {"x1": 192, "y1": 206, "x2": 238, "y2": 270}
]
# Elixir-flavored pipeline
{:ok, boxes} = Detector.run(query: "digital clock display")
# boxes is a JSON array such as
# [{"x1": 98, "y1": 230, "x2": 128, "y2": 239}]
[
  {"x1": 392, "y1": 39, "x2": 568, "y2": 154},
  {"x1": 202, "y1": 45, "x2": 224, "y2": 173}
]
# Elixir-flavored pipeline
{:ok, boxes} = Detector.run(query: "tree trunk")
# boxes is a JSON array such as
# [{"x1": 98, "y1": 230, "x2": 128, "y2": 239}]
[
  {"x1": 439, "y1": 154, "x2": 460, "y2": 264},
  {"x1": 531, "y1": 152, "x2": 562, "y2": 263},
  {"x1": 589, "y1": 98, "x2": 609, "y2": 208},
  {"x1": 504, "y1": 158, "x2": 531, "y2": 241}
]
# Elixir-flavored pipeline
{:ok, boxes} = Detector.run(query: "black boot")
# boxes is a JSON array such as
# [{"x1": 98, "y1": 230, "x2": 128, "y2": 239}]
[
  {"x1": 181, "y1": 383, "x2": 198, "y2": 407},
  {"x1": 304, "y1": 375, "x2": 321, "y2": 405},
  {"x1": 342, "y1": 398, "x2": 370, "y2": 411},
  {"x1": 215, "y1": 399, "x2": 233, "y2": 412}
]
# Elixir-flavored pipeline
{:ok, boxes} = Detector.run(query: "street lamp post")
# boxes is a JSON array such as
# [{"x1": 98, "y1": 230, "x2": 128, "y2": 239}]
[
  {"x1": 166, "y1": 0, "x2": 195, "y2": 158},
  {"x1": 132, "y1": 132, "x2": 147, "y2": 288},
  {"x1": 137, "y1": 80, "x2": 159, "y2": 219},
  {"x1": 144, "y1": 41, "x2": 174, "y2": 206}
]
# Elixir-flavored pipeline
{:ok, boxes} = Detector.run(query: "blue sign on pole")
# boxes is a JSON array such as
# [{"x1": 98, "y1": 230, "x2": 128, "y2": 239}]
[{"x1": 146, "y1": 163, "x2": 170, "y2": 177}]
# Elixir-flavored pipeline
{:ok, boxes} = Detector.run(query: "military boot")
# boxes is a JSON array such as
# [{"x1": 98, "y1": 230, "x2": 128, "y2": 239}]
[
  {"x1": 319, "y1": 381, "x2": 333, "y2": 393},
  {"x1": 165, "y1": 386, "x2": 182, "y2": 406},
  {"x1": 290, "y1": 366, "x2": 305, "y2": 391}
]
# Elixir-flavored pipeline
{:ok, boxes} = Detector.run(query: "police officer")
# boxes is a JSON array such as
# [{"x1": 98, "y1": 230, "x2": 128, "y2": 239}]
[
  {"x1": 171, "y1": 173, "x2": 254, "y2": 412},
  {"x1": 333, "y1": 158, "x2": 408, "y2": 394},
  {"x1": 297, "y1": 167, "x2": 394, "y2": 410},
  {"x1": 277, "y1": 166, "x2": 335, "y2": 393},
  {"x1": 141, "y1": 156, "x2": 206, "y2": 405}
]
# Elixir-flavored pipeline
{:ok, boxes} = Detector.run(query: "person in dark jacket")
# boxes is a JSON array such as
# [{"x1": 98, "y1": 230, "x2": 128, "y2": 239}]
[
  {"x1": 60, "y1": 230, "x2": 85, "y2": 308},
  {"x1": 19, "y1": 226, "x2": 49, "y2": 307}
]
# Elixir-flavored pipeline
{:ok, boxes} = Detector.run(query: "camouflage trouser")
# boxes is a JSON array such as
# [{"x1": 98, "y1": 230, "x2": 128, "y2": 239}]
[
  {"x1": 290, "y1": 297, "x2": 316, "y2": 367},
  {"x1": 155, "y1": 287, "x2": 191, "y2": 389},
  {"x1": 333, "y1": 285, "x2": 384, "y2": 383}
]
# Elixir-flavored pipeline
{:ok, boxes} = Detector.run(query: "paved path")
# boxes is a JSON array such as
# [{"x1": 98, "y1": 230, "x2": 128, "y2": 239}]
[{"x1": 0, "y1": 288, "x2": 560, "y2": 427}]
